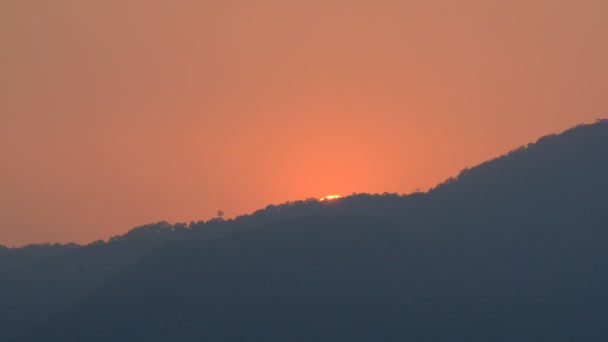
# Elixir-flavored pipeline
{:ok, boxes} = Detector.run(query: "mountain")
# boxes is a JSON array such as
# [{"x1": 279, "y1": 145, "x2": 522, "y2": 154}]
[{"x1": 3, "y1": 120, "x2": 608, "y2": 341}]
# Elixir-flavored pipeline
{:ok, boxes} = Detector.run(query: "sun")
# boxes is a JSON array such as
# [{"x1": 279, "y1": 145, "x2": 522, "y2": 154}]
[{"x1": 319, "y1": 194, "x2": 343, "y2": 201}]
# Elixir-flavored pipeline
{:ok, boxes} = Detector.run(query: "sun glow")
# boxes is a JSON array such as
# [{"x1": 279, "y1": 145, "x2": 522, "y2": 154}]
[{"x1": 319, "y1": 194, "x2": 343, "y2": 201}]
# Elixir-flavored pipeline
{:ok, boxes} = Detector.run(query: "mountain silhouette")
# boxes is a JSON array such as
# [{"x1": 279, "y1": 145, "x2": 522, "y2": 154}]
[{"x1": 3, "y1": 120, "x2": 608, "y2": 341}]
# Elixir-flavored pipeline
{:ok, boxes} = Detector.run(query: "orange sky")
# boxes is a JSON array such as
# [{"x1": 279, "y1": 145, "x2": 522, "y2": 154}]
[{"x1": 1, "y1": 0, "x2": 607, "y2": 246}]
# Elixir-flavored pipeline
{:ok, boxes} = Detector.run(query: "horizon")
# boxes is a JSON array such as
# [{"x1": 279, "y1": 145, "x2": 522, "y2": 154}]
[
  {"x1": 2, "y1": 0, "x2": 607, "y2": 246},
  {"x1": 3, "y1": 118, "x2": 606, "y2": 248}
]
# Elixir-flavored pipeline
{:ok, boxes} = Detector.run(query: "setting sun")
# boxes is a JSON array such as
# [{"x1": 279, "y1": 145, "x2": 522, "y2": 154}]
[{"x1": 319, "y1": 194, "x2": 343, "y2": 201}]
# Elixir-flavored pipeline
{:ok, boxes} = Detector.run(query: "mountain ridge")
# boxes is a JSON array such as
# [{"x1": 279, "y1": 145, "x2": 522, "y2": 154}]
[{"x1": 2, "y1": 119, "x2": 607, "y2": 341}]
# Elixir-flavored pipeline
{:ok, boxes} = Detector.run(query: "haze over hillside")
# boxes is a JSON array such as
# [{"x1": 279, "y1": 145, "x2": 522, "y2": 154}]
[{"x1": 2, "y1": 120, "x2": 608, "y2": 341}]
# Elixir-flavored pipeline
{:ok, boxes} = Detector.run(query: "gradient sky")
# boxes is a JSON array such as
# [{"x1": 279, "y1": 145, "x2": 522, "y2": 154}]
[{"x1": 1, "y1": 0, "x2": 607, "y2": 246}]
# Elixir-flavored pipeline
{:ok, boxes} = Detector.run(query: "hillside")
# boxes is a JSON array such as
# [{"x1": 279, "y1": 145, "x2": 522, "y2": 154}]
[{"x1": 3, "y1": 120, "x2": 608, "y2": 341}]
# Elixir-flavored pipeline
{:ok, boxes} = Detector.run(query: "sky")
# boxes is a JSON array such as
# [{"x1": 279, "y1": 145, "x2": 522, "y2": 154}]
[{"x1": 1, "y1": 0, "x2": 607, "y2": 246}]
